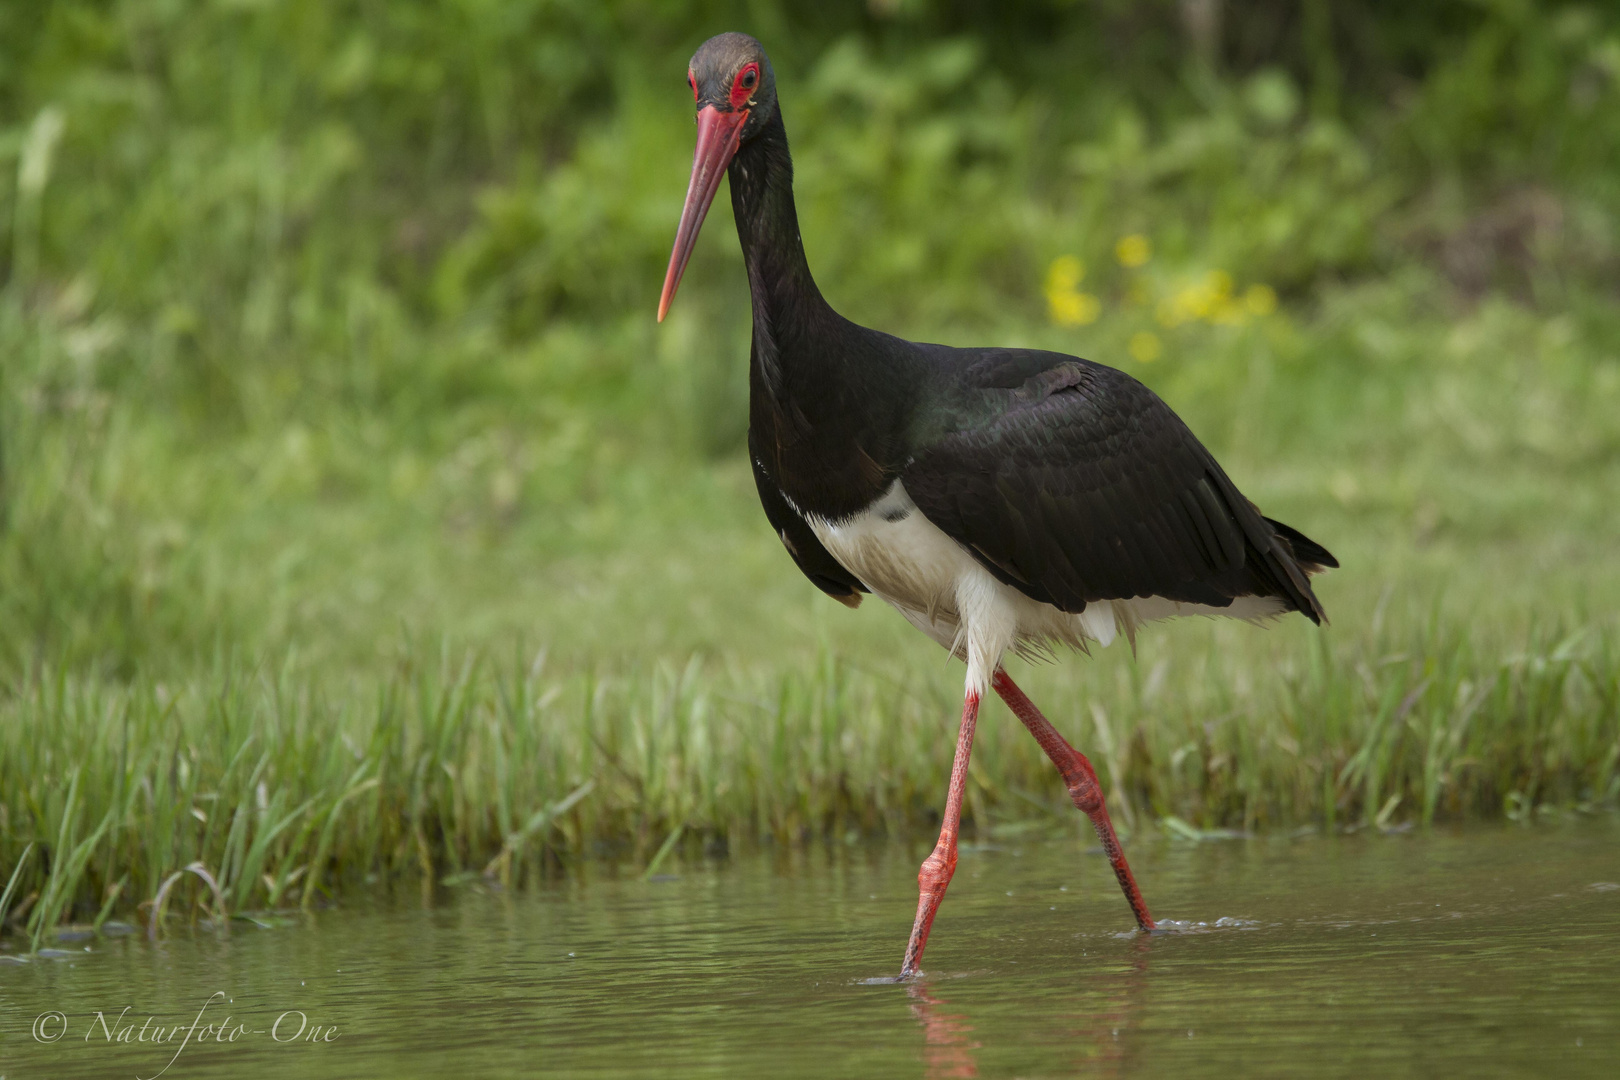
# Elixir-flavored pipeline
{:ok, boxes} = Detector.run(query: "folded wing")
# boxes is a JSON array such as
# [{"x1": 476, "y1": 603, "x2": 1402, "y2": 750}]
[{"x1": 903, "y1": 356, "x2": 1335, "y2": 623}]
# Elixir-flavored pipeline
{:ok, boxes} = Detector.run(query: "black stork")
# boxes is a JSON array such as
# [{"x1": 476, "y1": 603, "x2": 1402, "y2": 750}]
[{"x1": 658, "y1": 33, "x2": 1336, "y2": 978}]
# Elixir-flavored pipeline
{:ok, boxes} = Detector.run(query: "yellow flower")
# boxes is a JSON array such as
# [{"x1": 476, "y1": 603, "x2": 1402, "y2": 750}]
[
  {"x1": 1044, "y1": 256, "x2": 1098, "y2": 326},
  {"x1": 1157, "y1": 269, "x2": 1239, "y2": 327},
  {"x1": 1212, "y1": 297, "x2": 1249, "y2": 326},
  {"x1": 1158, "y1": 285, "x2": 1206, "y2": 326},
  {"x1": 1244, "y1": 283, "x2": 1278, "y2": 316},
  {"x1": 1115, "y1": 234, "x2": 1151, "y2": 268},
  {"x1": 1128, "y1": 331, "x2": 1162, "y2": 363},
  {"x1": 1045, "y1": 255, "x2": 1085, "y2": 293},
  {"x1": 1049, "y1": 290, "x2": 1101, "y2": 326}
]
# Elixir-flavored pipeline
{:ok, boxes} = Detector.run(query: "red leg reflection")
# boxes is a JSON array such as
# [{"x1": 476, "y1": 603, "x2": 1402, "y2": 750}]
[
  {"x1": 990, "y1": 669, "x2": 1155, "y2": 931},
  {"x1": 908, "y1": 984, "x2": 980, "y2": 1079},
  {"x1": 1066, "y1": 935, "x2": 1153, "y2": 1077},
  {"x1": 900, "y1": 690, "x2": 981, "y2": 977}
]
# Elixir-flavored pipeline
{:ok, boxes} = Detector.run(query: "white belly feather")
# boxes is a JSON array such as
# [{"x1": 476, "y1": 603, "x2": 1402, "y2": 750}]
[{"x1": 803, "y1": 479, "x2": 1286, "y2": 696}]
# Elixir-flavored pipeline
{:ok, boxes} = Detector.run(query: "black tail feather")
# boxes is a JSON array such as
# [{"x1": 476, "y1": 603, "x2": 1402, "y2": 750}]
[{"x1": 1264, "y1": 517, "x2": 1339, "y2": 572}]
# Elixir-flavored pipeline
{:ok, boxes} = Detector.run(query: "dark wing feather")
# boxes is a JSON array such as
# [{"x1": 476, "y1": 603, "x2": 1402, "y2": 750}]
[
  {"x1": 904, "y1": 356, "x2": 1332, "y2": 623},
  {"x1": 1263, "y1": 516, "x2": 1339, "y2": 574},
  {"x1": 750, "y1": 435, "x2": 868, "y2": 607}
]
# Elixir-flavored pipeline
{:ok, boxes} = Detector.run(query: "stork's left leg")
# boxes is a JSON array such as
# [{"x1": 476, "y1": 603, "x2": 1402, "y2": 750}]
[
  {"x1": 900, "y1": 689, "x2": 981, "y2": 978},
  {"x1": 991, "y1": 668, "x2": 1156, "y2": 932}
]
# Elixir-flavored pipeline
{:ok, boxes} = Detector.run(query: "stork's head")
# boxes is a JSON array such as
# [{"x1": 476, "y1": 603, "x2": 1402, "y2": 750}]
[{"x1": 658, "y1": 33, "x2": 776, "y2": 322}]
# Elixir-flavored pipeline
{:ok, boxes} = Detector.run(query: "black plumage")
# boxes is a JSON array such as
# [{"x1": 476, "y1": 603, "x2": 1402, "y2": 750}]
[
  {"x1": 901, "y1": 350, "x2": 1337, "y2": 623},
  {"x1": 674, "y1": 32, "x2": 1335, "y2": 627},
  {"x1": 750, "y1": 428, "x2": 868, "y2": 607},
  {"x1": 659, "y1": 32, "x2": 1337, "y2": 972}
]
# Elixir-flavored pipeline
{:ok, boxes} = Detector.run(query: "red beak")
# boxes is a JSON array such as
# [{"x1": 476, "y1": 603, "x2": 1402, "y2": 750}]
[{"x1": 658, "y1": 105, "x2": 749, "y2": 322}]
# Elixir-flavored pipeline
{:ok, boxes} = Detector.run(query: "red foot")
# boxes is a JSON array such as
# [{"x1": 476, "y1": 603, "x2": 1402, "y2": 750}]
[
  {"x1": 902, "y1": 844, "x2": 958, "y2": 976},
  {"x1": 901, "y1": 692, "x2": 980, "y2": 977}
]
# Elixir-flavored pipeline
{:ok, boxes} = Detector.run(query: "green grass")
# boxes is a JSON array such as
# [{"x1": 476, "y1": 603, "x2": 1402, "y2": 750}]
[
  {"x1": 2, "y1": 584, "x2": 1617, "y2": 940},
  {"x1": 3, "y1": 4, "x2": 1620, "y2": 942}
]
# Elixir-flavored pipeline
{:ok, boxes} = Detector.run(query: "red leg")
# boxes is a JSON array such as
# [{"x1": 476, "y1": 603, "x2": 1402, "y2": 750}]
[
  {"x1": 991, "y1": 669, "x2": 1155, "y2": 932},
  {"x1": 901, "y1": 690, "x2": 981, "y2": 978}
]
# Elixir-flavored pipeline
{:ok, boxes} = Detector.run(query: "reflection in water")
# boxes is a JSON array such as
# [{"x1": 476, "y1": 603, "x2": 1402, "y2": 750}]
[
  {"x1": 1, "y1": 820, "x2": 1617, "y2": 1079},
  {"x1": 908, "y1": 933, "x2": 1155, "y2": 1079},
  {"x1": 909, "y1": 984, "x2": 981, "y2": 1079},
  {"x1": 1064, "y1": 936, "x2": 1152, "y2": 1079}
]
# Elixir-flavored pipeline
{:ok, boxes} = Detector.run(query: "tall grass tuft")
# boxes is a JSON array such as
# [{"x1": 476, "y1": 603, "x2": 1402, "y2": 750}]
[{"x1": 1, "y1": 620, "x2": 1614, "y2": 943}]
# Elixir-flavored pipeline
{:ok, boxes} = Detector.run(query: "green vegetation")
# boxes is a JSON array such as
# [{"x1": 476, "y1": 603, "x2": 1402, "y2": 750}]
[
  {"x1": 4, "y1": 617, "x2": 1618, "y2": 946},
  {"x1": 2, "y1": 3, "x2": 1618, "y2": 936}
]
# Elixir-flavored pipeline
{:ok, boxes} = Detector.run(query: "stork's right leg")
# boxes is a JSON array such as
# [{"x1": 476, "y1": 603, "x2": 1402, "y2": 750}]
[
  {"x1": 991, "y1": 668, "x2": 1155, "y2": 932},
  {"x1": 900, "y1": 689, "x2": 981, "y2": 978}
]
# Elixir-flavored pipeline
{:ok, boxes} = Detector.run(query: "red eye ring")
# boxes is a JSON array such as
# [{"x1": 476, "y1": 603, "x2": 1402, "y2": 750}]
[
  {"x1": 687, "y1": 69, "x2": 698, "y2": 100},
  {"x1": 729, "y1": 62, "x2": 760, "y2": 107}
]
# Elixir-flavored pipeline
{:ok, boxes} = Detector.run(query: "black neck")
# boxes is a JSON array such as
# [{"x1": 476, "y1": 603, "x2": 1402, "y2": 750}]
[
  {"x1": 727, "y1": 111, "x2": 836, "y2": 383},
  {"x1": 728, "y1": 108, "x2": 919, "y2": 518}
]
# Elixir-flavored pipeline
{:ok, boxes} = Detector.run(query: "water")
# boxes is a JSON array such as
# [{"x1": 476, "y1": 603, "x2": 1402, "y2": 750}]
[{"x1": 3, "y1": 819, "x2": 1617, "y2": 1078}]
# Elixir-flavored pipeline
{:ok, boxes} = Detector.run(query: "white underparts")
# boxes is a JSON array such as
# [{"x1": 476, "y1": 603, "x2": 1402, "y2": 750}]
[{"x1": 803, "y1": 479, "x2": 1287, "y2": 697}]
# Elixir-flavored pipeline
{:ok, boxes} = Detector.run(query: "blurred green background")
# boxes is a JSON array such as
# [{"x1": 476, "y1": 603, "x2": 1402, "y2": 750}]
[
  {"x1": 2, "y1": 1, "x2": 1620, "y2": 923},
  {"x1": 2, "y1": 0, "x2": 1617, "y2": 676}
]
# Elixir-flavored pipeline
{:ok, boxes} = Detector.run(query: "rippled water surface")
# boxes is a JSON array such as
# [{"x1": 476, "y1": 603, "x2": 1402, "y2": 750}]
[{"x1": 3, "y1": 819, "x2": 1618, "y2": 1078}]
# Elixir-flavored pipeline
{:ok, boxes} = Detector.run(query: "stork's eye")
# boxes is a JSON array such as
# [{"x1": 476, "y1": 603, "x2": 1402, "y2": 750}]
[
  {"x1": 728, "y1": 62, "x2": 760, "y2": 108},
  {"x1": 688, "y1": 70, "x2": 698, "y2": 99}
]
